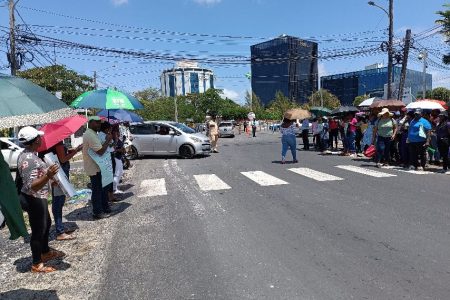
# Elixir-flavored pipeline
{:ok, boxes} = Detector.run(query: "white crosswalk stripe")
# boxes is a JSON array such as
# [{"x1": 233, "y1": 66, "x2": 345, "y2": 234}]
[
  {"x1": 382, "y1": 165, "x2": 433, "y2": 175},
  {"x1": 335, "y1": 165, "x2": 397, "y2": 178},
  {"x1": 138, "y1": 178, "x2": 167, "y2": 198},
  {"x1": 241, "y1": 171, "x2": 289, "y2": 186},
  {"x1": 194, "y1": 174, "x2": 232, "y2": 191},
  {"x1": 289, "y1": 167, "x2": 344, "y2": 181}
]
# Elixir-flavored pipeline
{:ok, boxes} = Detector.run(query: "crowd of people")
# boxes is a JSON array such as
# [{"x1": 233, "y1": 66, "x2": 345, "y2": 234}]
[
  {"x1": 15, "y1": 116, "x2": 128, "y2": 273},
  {"x1": 285, "y1": 108, "x2": 450, "y2": 172}
]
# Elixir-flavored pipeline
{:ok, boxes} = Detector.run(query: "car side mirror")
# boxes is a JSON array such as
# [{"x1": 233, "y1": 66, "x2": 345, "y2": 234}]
[{"x1": 169, "y1": 129, "x2": 176, "y2": 136}]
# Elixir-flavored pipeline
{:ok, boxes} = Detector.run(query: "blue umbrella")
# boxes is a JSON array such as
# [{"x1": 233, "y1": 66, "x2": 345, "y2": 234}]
[{"x1": 97, "y1": 109, "x2": 143, "y2": 123}]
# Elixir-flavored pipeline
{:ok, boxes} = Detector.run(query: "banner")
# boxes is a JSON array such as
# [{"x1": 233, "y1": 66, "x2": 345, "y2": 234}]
[
  {"x1": 43, "y1": 153, "x2": 76, "y2": 197},
  {"x1": 88, "y1": 149, "x2": 113, "y2": 187}
]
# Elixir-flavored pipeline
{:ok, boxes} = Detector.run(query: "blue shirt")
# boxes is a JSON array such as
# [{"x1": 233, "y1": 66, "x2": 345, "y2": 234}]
[{"x1": 408, "y1": 118, "x2": 431, "y2": 143}]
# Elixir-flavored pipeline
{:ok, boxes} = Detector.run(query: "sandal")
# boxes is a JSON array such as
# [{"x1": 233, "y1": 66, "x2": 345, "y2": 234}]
[
  {"x1": 41, "y1": 248, "x2": 65, "y2": 263},
  {"x1": 56, "y1": 233, "x2": 76, "y2": 241},
  {"x1": 31, "y1": 263, "x2": 56, "y2": 273}
]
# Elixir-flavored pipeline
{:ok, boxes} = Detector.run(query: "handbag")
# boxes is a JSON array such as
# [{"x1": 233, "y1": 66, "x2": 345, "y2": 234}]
[
  {"x1": 418, "y1": 124, "x2": 427, "y2": 139},
  {"x1": 364, "y1": 145, "x2": 376, "y2": 158}
]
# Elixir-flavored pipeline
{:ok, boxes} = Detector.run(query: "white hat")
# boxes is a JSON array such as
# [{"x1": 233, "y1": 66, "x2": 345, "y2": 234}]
[
  {"x1": 377, "y1": 108, "x2": 393, "y2": 117},
  {"x1": 18, "y1": 126, "x2": 44, "y2": 143}
]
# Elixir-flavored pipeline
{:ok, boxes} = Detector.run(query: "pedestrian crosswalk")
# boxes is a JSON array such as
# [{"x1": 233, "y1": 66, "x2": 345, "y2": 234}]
[{"x1": 136, "y1": 164, "x2": 442, "y2": 198}]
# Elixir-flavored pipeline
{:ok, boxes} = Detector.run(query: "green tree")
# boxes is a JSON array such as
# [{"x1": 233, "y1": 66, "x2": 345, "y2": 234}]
[
  {"x1": 17, "y1": 65, "x2": 94, "y2": 105},
  {"x1": 308, "y1": 89, "x2": 341, "y2": 110},
  {"x1": 266, "y1": 91, "x2": 298, "y2": 120},
  {"x1": 133, "y1": 87, "x2": 161, "y2": 102},
  {"x1": 436, "y1": 4, "x2": 450, "y2": 64},
  {"x1": 353, "y1": 94, "x2": 370, "y2": 106},
  {"x1": 431, "y1": 87, "x2": 450, "y2": 101},
  {"x1": 244, "y1": 90, "x2": 262, "y2": 112}
]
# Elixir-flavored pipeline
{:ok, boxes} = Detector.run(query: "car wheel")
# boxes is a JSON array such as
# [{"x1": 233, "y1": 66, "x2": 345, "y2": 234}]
[
  {"x1": 128, "y1": 146, "x2": 139, "y2": 160},
  {"x1": 179, "y1": 144, "x2": 195, "y2": 159},
  {"x1": 231, "y1": 134, "x2": 235, "y2": 138}
]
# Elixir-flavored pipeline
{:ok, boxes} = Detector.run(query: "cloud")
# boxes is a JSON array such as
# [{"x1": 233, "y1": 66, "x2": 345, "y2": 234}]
[
  {"x1": 193, "y1": 0, "x2": 222, "y2": 6},
  {"x1": 221, "y1": 88, "x2": 240, "y2": 101},
  {"x1": 111, "y1": 0, "x2": 128, "y2": 6}
]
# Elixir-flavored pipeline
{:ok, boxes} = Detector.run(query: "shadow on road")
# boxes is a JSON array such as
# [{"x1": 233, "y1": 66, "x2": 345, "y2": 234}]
[
  {"x1": 13, "y1": 256, "x2": 71, "y2": 273},
  {"x1": 0, "y1": 289, "x2": 59, "y2": 300},
  {"x1": 65, "y1": 202, "x2": 131, "y2": 222}
]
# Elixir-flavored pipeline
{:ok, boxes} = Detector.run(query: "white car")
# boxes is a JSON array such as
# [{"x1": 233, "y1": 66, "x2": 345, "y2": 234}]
[{"x1": 1, "y1": 137, "x2": 24, "y2": 169}]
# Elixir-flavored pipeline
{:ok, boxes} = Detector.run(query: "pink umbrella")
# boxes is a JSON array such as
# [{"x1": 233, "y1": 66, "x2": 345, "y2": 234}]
[{"x1": 37, "y1": 114, "x2": 88, "y2": 152}]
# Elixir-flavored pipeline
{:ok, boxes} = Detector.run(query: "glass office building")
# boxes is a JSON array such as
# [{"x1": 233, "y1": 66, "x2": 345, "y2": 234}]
[
  {"x1": 251, "y1": 35, "x2": 318, "y2": 106},
  {"x1": 321, "y1": 66, "x2": 432, "y2": 105}
]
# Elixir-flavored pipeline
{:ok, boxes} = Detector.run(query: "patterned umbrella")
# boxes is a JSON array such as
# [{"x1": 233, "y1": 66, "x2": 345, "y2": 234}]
[
  {"x1": 370, "y1": 99, "x2": 405, "y2": 109},
  {"x1": 70, "y1": 88, "x2": 144, "y2": 110}
]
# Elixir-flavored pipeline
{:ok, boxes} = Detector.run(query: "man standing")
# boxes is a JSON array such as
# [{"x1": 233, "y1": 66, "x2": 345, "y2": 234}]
[
  {"x1": 206, "y1": 116, "x2": 219, "y2": 153},
  {"x1": 83, "y1": 116, "x2": 113, "y2": 219},
  {"x1": 301, "y1": 118, "x2": 310, "y2": 150},
  {"x1": 252, "y1": 120, "x2": 257, "y2": 137}
]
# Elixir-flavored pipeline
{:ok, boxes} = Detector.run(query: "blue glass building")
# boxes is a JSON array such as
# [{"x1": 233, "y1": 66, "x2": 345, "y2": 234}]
[
  {"x1": 321, "y1": 66, "x2": 432, "y2": 105},
  {"x1": 251, "y1": 35, "x2": 318, "y2": 106}
]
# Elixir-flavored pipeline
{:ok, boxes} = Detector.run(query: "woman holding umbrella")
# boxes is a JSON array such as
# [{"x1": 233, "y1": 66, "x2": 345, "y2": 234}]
[{"x1": 280, "y1": 118, "x2": 299, "y2": 164}]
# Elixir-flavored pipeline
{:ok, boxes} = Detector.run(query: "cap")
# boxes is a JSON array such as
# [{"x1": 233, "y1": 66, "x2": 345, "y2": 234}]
[
  {"x1": 88, "y1": 116, "x2": 101, "y2": 122},
  {"x1": 414, "y1": 108, "x2": 422, "y2": 115},
  {"x1": 17, "y1": 126, "x2": 44, "y2": 143},
  {"x1": 394, "y1": 111, "x2": 401, "y2": 116}
]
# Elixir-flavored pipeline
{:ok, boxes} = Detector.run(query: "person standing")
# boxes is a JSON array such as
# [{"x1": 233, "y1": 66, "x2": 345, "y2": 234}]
[
  {"x1": 372, "y1": 108, "x2": 397, "y2": 168},
  {"x1": 320, "y1": 117, "x2": 330, "y2": 152},
  {"x1": 83, "y1": 116, "x2": 113, "y2": 219},
  {"x1": 206, "y1": 116, "x2": 219, "y2": 153},
  {"x1": 346, "y1": 113, "x2": 358, "y2": 156},
  {"x1": 436, "y1": 111, "x2": 450, "y2": 173},
  {"x1": 17, "y1": 127, "x2": 65, "y2": 273},
  {"x1": 98, "y1": 122, "x2": 117, "y2": 202},
  {"x1": 407, "y1": 109, "x2": 432, "y2": 171},
  {"x1": 280, "y1": 118, "x2": 299, "y2": 164},
  {"x1": 112, "y1": 129, "x2": 126, "y2": 193},
  {"x1": 41, "y1": 141, "x2": 82, "y2": 241},
  {"x1": 301, "y1": 118, "x2": 310, "y2": 150},
  {"x1": 328, "y1": 117, "x2": 339, "y2": 149},
  {"x1": 252, "y1": 120, "x2": 257, "y2": 137}
]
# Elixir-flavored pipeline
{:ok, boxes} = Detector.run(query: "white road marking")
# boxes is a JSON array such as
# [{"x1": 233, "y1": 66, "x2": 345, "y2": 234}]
[
  {"x1": 241, "y1": 171, "x2": 289, "y2": 186},
  {"x1": 194, "y1": 174, "x2": 232, "y2": 191},
  {"x1": 138, "y1": 178, "x2": 167, "y2": 198},
  {"x1": 382, "y1": 165, "x2": 433, "y2": 175},
  {"x1": 335, "y1": 165, "x2": 397, "y2": 178},
  {"x1": 289, "y1": 168, "x2": 344, "y2": 181}
]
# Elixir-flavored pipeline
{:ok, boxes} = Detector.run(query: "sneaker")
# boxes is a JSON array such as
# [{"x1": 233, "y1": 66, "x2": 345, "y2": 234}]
[
  {"x1": 376, "y1": 163, "x2": 382, "y2": 168},
  {"x1": 114, "y1": 189, "x2": 124, "y2": 194},
  {"x1": 93, "y1": 213, "x2": 109, "y2": 220}
]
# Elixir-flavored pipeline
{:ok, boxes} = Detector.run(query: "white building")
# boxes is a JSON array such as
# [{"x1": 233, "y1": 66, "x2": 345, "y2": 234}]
[{"x1": 160, "y1": 61, "x2": 214, "y2": 97}]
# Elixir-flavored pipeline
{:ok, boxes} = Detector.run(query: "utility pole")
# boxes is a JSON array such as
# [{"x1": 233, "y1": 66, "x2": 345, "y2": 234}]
[
  {"x1": 387, "y1": 0, "x2": 394, "y2": 99},
  {"x1": 419, "y1": 51, "x2": 428, "y2": 99},
  {"x1": 397, "y1": 29, "x2": 411, "y2": 102},
  {"x1": 93, "y1": 71, "x2": 97, "y2": 89},
  {"x1": 8, "y1": 0, "x2": 17, "y2": 76},
  {"x1": 172, "y1": 65, "x2": 178, "y2": 122}
]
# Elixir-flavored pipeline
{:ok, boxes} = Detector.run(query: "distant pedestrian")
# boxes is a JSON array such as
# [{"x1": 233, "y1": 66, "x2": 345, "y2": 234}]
[
  {"x1": 82, "y1": 116, "x2": 113, "y2": 219},
  {"x1": 112, "y1": 129, "x2": 125, "y2": 194},
  {"x1": 17, "y1": 126, "x2": 65, "y2": 273},
  {"x1": 206, "y1": 116, "x2": 219, "y2": 153},
  {"x1": 98, "y1": 122, "x2": 116, "y2": 202},
  {"x1": 436, "y1": 111, "x2": 450, "y2": 173},
  {"x1": 252, "y1": 120, "x2": 257, "y2": 137},
  {"x1": 328, "y1": 117, "x2": 339, "y2": 149},
  {"x1": 301, "y1": 118, "x2": 310, "y2": 150},
  {"x1": 373, "y1": 108, "x2": 397, "y2": 168},
  {"x1": 407, "y1": 109, "x2": 431, "y2": 170},
  {"x1": 280, "y1": 118, "x2": 299, "y2": 164}
]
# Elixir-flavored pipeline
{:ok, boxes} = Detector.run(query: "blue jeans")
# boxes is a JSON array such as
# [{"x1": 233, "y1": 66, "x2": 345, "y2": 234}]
[
  {"x1": 376, "y1": 136, "x2": 392, "y2": 164},
  {"x1": 52, "y1": 194, "x2": 66, "y2": 235},
  {"x1": 347, "y1": 132, "x2": 356, "y2": 153},
  {"x1": 282, "y1": 135, "x2": 297, "y2": 161},
  {"x1": 90, "y1": 172, "x2": 111, "y2": 215}
]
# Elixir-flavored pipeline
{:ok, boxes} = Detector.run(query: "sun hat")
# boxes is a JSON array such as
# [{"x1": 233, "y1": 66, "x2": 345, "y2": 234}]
[
  {"x1": 377, "y1": 108, "x2": 393, "y2": 117},
  {"x1": 18, "y1": 126, "x2": 44, "y2": 143}
]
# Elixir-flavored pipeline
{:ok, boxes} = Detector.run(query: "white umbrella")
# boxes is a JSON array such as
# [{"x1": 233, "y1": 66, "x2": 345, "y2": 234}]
[
  {"x1": 406, "y1": 101, "x2": 445, "y2": 111},
  {"x1": 358, "y1": 97, "x2": 377, "y2": 107}
]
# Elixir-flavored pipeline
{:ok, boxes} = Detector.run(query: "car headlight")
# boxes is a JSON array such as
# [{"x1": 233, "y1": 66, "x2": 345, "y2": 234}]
[{"x1": 190, "y1": 136, "x2": 202, "y2": 143}]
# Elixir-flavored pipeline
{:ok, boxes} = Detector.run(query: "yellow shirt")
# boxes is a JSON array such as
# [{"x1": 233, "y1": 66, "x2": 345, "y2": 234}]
[{"x1": 82, "y1": 128, "x2": 102, "y2": 176}]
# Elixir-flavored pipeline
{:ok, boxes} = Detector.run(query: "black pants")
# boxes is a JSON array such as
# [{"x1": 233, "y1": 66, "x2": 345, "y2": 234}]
[
  {"x1": 23, "y1": 193, "x2": 51, "y2": 264},
  {"x1": 438, "y1": 139, "x2": 449, "y2": 170},
  {"x1": 90, "y1": 172, "x2": 111, "y2": 215},
  {"x1": 302, "y1": 130, "x2": 309, "y2": 150},
  {"x1": 330, "y1": 129, "x2": 339, "y2": 148},
  {"x1": 409, "y1": 142, "x2": 427, "y2": 169},
  {"x1": 252, "y1": 126, "x2": 256, "y2": 137}
]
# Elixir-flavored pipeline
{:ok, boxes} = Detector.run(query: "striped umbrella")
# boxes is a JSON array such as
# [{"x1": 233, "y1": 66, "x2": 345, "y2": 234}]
[{"x1": 70, "y1": 88, "x2": 143, "y2": 110}]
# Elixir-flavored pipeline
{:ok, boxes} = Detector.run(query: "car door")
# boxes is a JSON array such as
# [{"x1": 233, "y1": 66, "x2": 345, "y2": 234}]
[
  {"x1": 1, "y1": 140, "x2": 14, "y2": 168},
  {"x1": 130, "y1": 124, "x2": 156, "y2": 154},
  {"x1": 153, "y1": 125, "x2": 178, "y2": 154}
]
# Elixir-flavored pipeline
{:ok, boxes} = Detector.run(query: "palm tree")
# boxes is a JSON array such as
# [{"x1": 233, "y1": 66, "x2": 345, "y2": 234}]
[{"x1": 436, "y1": 4, "x2": 450, "y2": 64}]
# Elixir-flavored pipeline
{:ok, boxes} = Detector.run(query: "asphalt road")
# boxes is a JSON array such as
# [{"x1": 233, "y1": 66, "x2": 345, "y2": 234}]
[{"x1": 98, "y1": 132, "x2": 450, "y2": 299}]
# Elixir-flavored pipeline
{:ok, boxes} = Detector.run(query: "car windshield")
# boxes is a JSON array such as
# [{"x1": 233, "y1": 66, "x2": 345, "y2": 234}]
[
  {"x1": 172, "y1": 123, "x2": 195, "y2": 134},
  {"x1": 219, "y1": 123, "x2": 232, "y2": 127}
]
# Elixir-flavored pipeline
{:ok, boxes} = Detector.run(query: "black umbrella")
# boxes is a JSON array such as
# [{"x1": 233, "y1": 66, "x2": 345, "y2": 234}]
[{"x1": 330, "y1": 106, "x2": 359, "y2": 116}]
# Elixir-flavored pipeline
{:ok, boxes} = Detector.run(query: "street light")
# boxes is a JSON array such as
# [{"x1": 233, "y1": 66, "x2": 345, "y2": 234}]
[{"x1": 368, "y1": 0, "x2": 394, "y2": 99}]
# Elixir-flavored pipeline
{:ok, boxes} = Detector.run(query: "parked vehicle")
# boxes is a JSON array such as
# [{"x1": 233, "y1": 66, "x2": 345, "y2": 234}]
[
  {"x1": 218, "y1": 121, "x2": 235, "y2": 138},
  {"x1": 128, "y1": 121, "x2": 211, "y2": 159},
  {"x1": 0, "y1": 137, "x2": 24, "y2": 169},
  {"x1": 194, "y1": 123, "x2": 207, "y2": 134}
]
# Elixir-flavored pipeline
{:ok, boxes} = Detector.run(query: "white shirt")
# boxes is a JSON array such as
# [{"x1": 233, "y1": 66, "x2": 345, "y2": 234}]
[{"x1": 301, "y1": 119, "x2": 310, "y2": 130}]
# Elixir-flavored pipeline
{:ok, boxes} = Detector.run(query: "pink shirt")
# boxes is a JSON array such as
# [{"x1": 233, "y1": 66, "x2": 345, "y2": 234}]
[{"x1": 348, "y1": 118, "x2": 358, "y2": 133}]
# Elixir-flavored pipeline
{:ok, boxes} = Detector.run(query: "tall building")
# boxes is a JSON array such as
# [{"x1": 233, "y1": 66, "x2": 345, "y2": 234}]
[
  {"x1": 250, "y1": 35, "x2": 318, "y2": 106},
  {"x1": 321, "y1": 65, "x2": 432, "y2": 105},
  {"x1": 161, "y1": 61, "x2": 214, "y2": 97}
]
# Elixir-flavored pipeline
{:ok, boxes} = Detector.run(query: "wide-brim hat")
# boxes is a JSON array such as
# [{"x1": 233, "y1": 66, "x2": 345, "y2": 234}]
[{"x1": 378, "y1": 108, "x2": 393, "y2": 117}]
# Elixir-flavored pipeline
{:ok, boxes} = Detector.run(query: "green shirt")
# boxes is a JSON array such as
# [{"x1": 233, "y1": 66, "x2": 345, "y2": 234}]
[{"x1": 377, "y1": 118, "x2": 395, "y2": 138}]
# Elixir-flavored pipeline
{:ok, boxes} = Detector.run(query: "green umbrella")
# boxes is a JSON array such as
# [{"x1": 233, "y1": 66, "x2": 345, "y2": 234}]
[
  {"x1": 0, "y1": 74, "x2": 75, "y2": 129},
  {"x1": 70, "y1": 88, "x2": 144, "y2": 110},
  {"x1": 309, "y1": 106, "x2": 331, "y2": 116}
]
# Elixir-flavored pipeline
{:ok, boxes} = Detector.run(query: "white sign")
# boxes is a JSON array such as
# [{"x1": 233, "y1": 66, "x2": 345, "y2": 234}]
[{"x1": 247, "y1": 112, "x2": 255, "y2": 120}]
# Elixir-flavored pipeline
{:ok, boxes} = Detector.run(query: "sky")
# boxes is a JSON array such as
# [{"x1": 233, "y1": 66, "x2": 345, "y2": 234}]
[{"x1": 0, "y1": 0, "x2": 448, "y2": 104}]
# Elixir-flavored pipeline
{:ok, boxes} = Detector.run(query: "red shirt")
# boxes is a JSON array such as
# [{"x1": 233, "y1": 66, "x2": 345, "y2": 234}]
[
  {"x1": 329, "y1": 120, "x2": 338, "y2": 130},
  {"x1": 349, "y1": 118, "x2": 358, "y2": 133}
]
